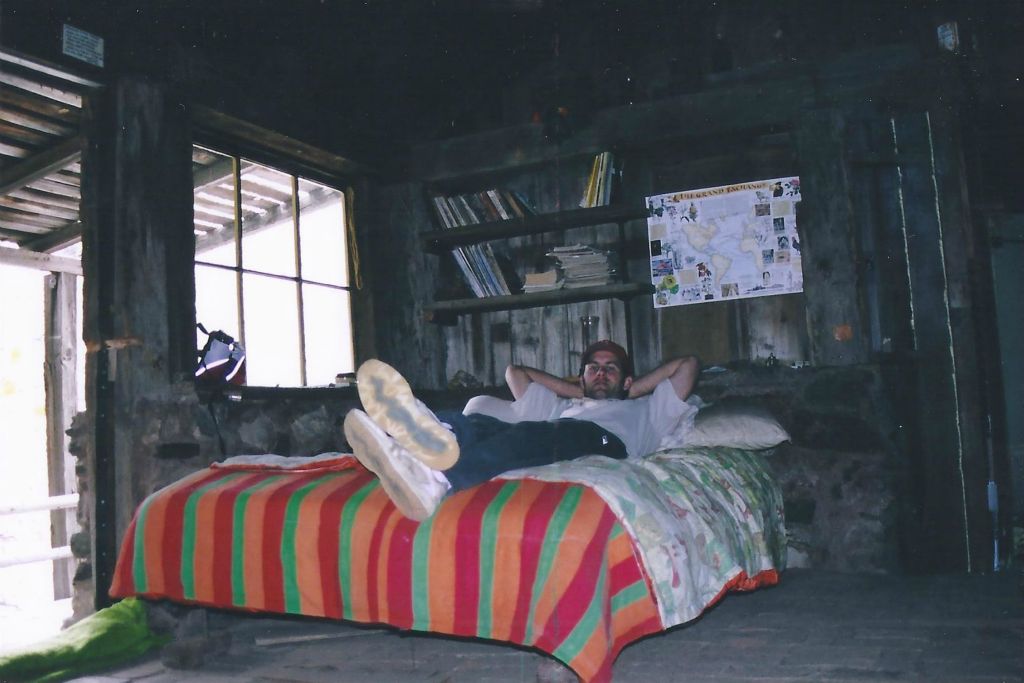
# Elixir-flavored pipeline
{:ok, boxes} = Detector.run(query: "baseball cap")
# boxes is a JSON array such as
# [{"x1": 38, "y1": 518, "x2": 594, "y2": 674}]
[{"x1": 580, "y1": 339, "x2": 633, "y2": 378}]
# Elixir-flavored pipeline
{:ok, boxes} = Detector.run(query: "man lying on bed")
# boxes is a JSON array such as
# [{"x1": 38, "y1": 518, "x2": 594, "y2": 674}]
[{"x1": 344, "y1": 340, "x2": 700, "y2": 520}]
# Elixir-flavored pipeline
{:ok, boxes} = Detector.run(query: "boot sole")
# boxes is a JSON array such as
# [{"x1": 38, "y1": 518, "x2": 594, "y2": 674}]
[{"x1": 356, "y1": 359, "x2": 459, "y2": 470}]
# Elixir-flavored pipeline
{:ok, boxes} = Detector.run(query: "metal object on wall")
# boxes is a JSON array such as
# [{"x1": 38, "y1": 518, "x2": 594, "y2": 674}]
[{"x1": 580, "y1": 315, "x2": 599, "y2": 351}]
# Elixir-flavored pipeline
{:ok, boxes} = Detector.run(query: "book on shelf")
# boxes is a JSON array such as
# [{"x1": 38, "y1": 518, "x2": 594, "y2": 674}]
[
  {"x1": 473, "y1": 191, "x2": 501, "y2": 222},
  {"x1": 486, "y1": 189, "x2": 512, "y2": 221},
  {"x1": 499, "y1": 189, "x2": 525, "y2": 218},
  {"x1": 452, "y1": 195, "x2": 509, "y2": 296},
  {"x1": 522, "y1": 269, "x2": 563, "y2": 293},
  {"x1": 509, "y1": 189, "x2": 537, "y2": 216},
  {"x1": 429, "y1": 191, "x2": 529, "y2": 298},
  {"x1": 579, "y1": 151, "x2": 617, "y2": 209},
  {"x1": 431, "y1": 195, "x2": 486, "y2": 298}
]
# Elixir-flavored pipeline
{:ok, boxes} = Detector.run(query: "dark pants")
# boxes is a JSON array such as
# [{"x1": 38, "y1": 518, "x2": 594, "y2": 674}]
[{"x1": 436, "y1": 411, "x2": 627, "y2": 494}]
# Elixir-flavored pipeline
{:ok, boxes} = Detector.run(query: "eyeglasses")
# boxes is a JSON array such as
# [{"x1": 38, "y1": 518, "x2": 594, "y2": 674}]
[{"x1": 584, "y1": 362, "x2": 621, "y2": 376}]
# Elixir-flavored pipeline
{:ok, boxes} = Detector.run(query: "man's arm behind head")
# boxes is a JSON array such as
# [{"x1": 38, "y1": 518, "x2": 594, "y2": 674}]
[
  {"x1": 627, "y1": 356, "x2": 700, "y2": 400},
  {"x1": 505, "y1": 364, "x2": 585, "y2": 401}
]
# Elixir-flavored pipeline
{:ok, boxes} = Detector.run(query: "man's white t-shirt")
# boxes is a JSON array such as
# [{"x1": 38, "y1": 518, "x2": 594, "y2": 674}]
[{"x1": 463, "y1": 379, "x2": 695, "y2": 459}]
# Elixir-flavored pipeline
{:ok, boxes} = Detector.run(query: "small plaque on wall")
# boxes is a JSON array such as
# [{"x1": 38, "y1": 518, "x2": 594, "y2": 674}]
[
  {"x1": 646, "y1": 177, "x2": 803, "y2": 308},
  {"x1": 62, "y1": 24, "x2": 104, "y2": 68}
]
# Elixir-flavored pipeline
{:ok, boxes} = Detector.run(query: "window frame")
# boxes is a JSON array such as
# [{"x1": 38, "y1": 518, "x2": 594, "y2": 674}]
[{"x1": 191, "y1": 134, "x2": 356, "y2": 388}]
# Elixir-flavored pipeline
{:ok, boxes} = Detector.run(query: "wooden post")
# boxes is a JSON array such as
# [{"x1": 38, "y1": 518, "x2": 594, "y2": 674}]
[
  {"x1": 795, "y1": 108, "x2": 870, "y2": 367},
  {"x1": 925, "y1": 106, "x2": 995, "y2": 570},
  {"x1": 80, "y1": 77, "x2": 194, "y2": 608},
  {"x1": 891, "y1": 106, "x2": 994, "y2": 571},
  {"x1": 44, "y1": 272, "x2": 79, "y2": 599}
]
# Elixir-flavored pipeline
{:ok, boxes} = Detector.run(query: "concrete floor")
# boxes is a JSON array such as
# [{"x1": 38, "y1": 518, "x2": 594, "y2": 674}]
[{"x1": 69, "y1": 569, "x2": 1023, "y2": 683}]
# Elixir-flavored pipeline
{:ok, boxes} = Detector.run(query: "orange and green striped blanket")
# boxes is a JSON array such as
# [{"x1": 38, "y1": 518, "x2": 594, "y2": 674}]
[{"x1": 109, "y1": 456, "x2": 664, "y2": 682}]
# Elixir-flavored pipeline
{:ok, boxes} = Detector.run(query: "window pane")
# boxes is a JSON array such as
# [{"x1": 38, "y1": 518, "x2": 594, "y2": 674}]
[
  {"x1": 242, "y1": 273, "x2": 300, "y2": 386},
  {"x1": 299, "y1": 180, "x2": 347, "y2": 286},
  {"x1": 195, "y1": 265, "x2": 240, "y2": 339},
  {"x1": 241, "y1": 162, "x2": 295, "y2": 277},
  {"x1": 193, "y1": 146, "x2": 237, "y2": 267},
  {"x1": 302, "y1": 284, "x2": 354, "y2": 384}
]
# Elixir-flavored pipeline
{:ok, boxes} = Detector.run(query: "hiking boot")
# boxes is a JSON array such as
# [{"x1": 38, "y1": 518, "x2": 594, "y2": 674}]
[
  {"x1": 356, "y1": 359, "x2": 460, "y2": 470},
  {"x1": 343, "y1": 409, "x2": 448, "y2": 521}
]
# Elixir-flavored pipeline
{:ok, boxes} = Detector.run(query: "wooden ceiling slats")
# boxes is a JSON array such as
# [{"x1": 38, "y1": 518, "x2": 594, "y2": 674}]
[
  {"x1": 20, "y1": 221, "x2": 83, "y2": 253},
  {"x1": 0, "y1": 55, "x2": 91, "y2": 247},
  {"x1": 0, "y1": 244, "x2": 82, "y2": 275},
  {"x1": 0, "y1": 136, "x2": 83, "y2": 196},
  {"x1": 0, "y1": 106, "x2": 76, "y2": 138},
  {"x1": 0, "y1": 67, "x2": 84, "y2": 109},
  {"x1": 0, "y1": 207, "x2": 69, "y2": 230},
  {"x1": 0, "y1": 119, "x2": 61, "y2": 146},
  {"x1": 0, "y1": 195, "x2": 79, "y2": 221},
  {"x1": 0, "y1": 49, "x2": 101, "y2": 89},
  {"x1": 26, "y1": 178, "x2": 81, "y2": 200},
  {"x1": 192, "y1": 157, "x2": 234, "y2": 192},
  {"x1": 9, "y1": 187, "x2": 80, "y2": 211},
  {"x1": 0, "y1": 140, "x2": 31, "y2": 158},
  {"x1": 0, "y1": 218, "x2": 60, "y2": 235},
  {"x1": 53, "y1": 170, "x2": 82, "y2": 187},
  {"x1": 0, "y1": 89, "x2": 78, "y2": 125}
]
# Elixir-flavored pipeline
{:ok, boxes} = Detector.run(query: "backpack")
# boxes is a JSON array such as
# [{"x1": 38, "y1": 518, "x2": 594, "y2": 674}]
[
  {"x1": 195, "y1": 324, "x2": 246, "y2": 456},
  {"x1": 195, "y1": 323, "x2": 246, "y2": 388}
]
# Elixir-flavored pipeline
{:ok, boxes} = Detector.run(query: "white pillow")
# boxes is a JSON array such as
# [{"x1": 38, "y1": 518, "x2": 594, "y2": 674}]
[
  {"x1": 463, "y1": 394, "x2": 520, "y2": 422},
  {"x1": 685, "y1": 402, "x2": 790, "y2": 450}
]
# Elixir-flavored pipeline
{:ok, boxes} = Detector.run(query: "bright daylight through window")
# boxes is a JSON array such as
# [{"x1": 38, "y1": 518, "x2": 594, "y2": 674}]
[{"x1": 192, "y1": 146, "x2": 354, "y2": 386}]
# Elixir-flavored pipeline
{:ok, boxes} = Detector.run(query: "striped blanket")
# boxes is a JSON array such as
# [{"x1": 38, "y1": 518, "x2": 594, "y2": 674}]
[{"x1": 110, "y1": 448, "x2": 785, "y2": 682}]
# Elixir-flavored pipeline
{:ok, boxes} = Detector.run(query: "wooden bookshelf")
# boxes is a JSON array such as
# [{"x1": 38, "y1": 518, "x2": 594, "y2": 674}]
[
  {"x1": 421, "y1": 203, "x2": 648, "y2": 253},
  {"x1": 424, "y1": 281, "x2": 654, "y2": 323}
]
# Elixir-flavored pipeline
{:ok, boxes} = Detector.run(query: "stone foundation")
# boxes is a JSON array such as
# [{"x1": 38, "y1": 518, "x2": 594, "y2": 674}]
[
  {"x1": 697, "y1": 363, "x2": 902, "y2": 572},
  {"x1": 766, "y1": 444, "x2": 898, "y2": 572}
]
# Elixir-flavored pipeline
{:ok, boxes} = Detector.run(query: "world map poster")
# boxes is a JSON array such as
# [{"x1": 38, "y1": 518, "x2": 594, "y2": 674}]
[{"x1": 646, "y1": 177, "x2": 803, "y2": 308}]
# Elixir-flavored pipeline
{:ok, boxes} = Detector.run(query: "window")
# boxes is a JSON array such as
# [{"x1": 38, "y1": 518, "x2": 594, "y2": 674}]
[{"x1": 192, "y1": 146, "x2": 354, "y2": 386}]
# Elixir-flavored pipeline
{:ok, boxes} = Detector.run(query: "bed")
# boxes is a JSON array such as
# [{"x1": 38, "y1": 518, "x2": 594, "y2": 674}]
[{"x1": 110, "y1": 445, "x2": 786, "y2": 682}]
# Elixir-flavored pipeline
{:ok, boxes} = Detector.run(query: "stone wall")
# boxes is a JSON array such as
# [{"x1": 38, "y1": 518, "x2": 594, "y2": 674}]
[
  {"x1": 66, "y1": 386, "x2": 363, "y2": 622},
  {"x1": 696, "y1": 363, "x2": 901, "y2": 572}
]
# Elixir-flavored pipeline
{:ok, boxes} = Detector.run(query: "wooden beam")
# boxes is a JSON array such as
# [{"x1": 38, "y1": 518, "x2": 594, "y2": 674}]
[
  {"x1": 413, "y1": 57, "x2": 955, "y2": 182},
  {"x1": 424, "y1": 282, "x2": 654, "y2": 320},
  {"x1": 0, "y1": 70, "x2": 84, "y2": 108},
  {"x1": 0, "y1": 47, "x2": 103, "y2": 88},
  {"x1": 421, "y1": 203, "x2": 647, "y2": 252},
  {"x1": 795, "y1": 108, "x2": 870, "y2": 365},
  {"x1": 192, "y1": 105, "x2": 380, "y2": 179},
  {"x1": 0, "y1": 135, "x2": 83, "y2": 196},
  {"x1": 20, "y1": 221, "x2": 83, "y2": 253},
  {"x1": 0, "y1": 245, "x2": 82, "y2": 275}
]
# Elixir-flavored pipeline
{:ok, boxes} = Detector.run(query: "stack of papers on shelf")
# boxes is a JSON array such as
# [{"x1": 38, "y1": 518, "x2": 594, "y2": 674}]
[
  {"x1": 548, "y1": 244, "x2": 614, "y2": 288},
  {"x1": 522, "y1": 269, "x2": 563, "y2": 293}
]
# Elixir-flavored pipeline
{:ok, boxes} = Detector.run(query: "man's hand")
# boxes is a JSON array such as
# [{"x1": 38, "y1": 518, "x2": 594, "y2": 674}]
[
  {"x1": 506, "y1": 365, "x2": 584, "y2": 401},
  {"x1": 627, "y1": 356, "x2": 700, "y2": 401}
]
